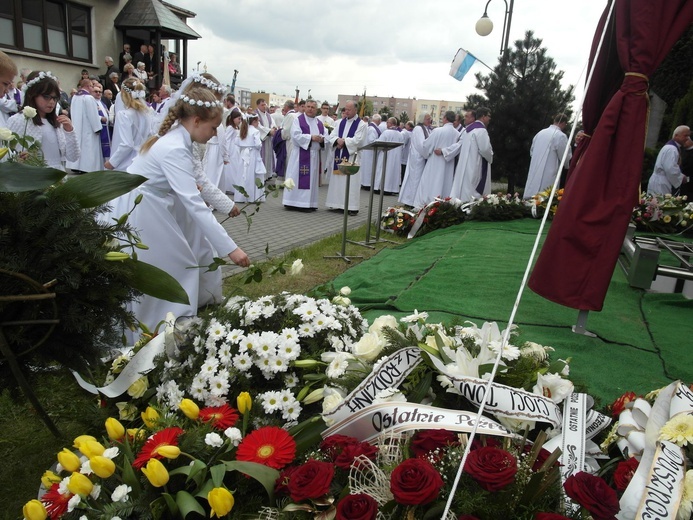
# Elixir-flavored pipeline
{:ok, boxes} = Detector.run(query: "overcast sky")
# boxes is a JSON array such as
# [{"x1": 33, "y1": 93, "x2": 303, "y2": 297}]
[{"x1": 172, "y1": 0, "x2": 607, "y2": 105}]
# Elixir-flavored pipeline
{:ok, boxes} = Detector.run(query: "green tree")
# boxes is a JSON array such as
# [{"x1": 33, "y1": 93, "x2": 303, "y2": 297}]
[
  {"x1": 467, "y1": 30, "x2": 574, "y2": 193},
  {"x1": 398, "y1": 111, "x2": 410, "y2": 124},
  {"x1": 379, "y1": 106, "x2": 393, "y2": 119}
]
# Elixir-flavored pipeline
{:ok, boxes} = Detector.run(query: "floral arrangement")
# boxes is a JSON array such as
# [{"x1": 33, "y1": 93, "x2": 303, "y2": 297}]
[
  {"x1": 380, "y1": 206, "x2": 416, "y2": 236},
  {"x1": 409, "y1": 197, "x2": 470, "y2": 238},
  {"x1": 631, "y1": 192, "x2": 693, "y2": 235},
  {"x1": 468, "y1": 192, "x2": 530, "y2": 221},
  {"x1": 530, "y1": 186, "x2": 563, "y2": 219}
]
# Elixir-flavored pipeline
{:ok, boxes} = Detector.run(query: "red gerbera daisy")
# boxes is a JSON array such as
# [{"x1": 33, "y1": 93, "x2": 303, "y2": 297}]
[
  {"x1": 199, "y1": 404, "x2": 239, "y2": 430},
  {"x1": 41, "y1": 482, "x2": 73, "y2": 520},
  {"x1": 236, "y1": 426, "x2": 296, "y2": 469},
  {"x1": 132, "y1": 426, "x2": 184, "y2": 469}
]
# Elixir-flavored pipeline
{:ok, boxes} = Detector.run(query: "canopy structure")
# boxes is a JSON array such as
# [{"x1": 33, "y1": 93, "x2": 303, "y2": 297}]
[
  {"x1": 529, "y1": 0, "x2": 693, "y2": 311},
  {"x1": 115, "y1": 0, "x2": 200, "y2": 87}
]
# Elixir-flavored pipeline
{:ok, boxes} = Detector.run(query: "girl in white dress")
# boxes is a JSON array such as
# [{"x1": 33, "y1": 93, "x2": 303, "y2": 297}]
[
  {"x1": 201, "y1": 77, "x2": 228, "y2": 191},
  {"x1": 235, "y1": 115, "x2": 266, "y2": 203},
  {"x1": 6, "y1": 71, "x2": 79, "y2": 170},
  {"x1": 223, "y1": 109, "x2": 243, "y2": 196},
  {"x1": 114, "y1": 85, "x2": 249, "y2": 340},
  {"x1": 105, "y1": 77, "x2": 152, "y2": 172}
]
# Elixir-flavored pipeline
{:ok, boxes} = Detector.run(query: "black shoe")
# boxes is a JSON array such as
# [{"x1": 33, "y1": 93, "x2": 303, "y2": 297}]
[
  {"x1": 384, "y1": 191, "x2": 397, "y2": 196},
  {"x1": 348, "y1": 210, "x2": 359, "y2": 216},
  {"x1": 361, "y1": 186, "x2": 371, "y2": 191}
]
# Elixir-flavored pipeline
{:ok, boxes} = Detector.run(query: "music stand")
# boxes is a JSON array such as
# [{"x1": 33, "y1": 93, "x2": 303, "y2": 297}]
[
  {"x1": 354, "y1": 140, "x2": 403, "y2": 247},
  {"x1": 324, "y1": 163, "x2": 364, "y2": 263}
]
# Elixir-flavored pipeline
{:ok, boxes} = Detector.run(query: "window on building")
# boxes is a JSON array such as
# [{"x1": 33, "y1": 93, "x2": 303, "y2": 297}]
[
  {"x1": 0, "y1": 0, "x2": 92, "y2": 62},
  {"x1": 421, "y1": 104, "x2": 428, "y2": 109}
]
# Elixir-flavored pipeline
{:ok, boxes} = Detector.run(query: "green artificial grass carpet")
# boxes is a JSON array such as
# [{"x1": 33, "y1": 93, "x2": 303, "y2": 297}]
[{"x1": 333, "y1": 220, "x2": 692, "y2": 403}]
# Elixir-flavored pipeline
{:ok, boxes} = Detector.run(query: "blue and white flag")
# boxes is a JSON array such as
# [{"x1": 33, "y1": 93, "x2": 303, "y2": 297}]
[{"x1": 449, "y1": 48, "x2": 477, "y2": 81}]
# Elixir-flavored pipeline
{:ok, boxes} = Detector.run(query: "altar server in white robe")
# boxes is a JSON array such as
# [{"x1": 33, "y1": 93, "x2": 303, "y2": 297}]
[
  {"x1": 446, "y1": 107, "x2": 494, "y2": 202},
  {"x1": 326, "y1": 100, "x2": 367, "y2": 213},
  {"x1": 223, "y1": 109, "x2": 243, "y2": 194},
  {"x1": 523, "y1": 113, "x2": 572, "y2": 199},
  {"x1": 235, "y1": 114, "x2": 266, "y2": 203},
  {"x1": 282, "y1": 99, "x2": 327, "y2": 211},
  {"x1": 647, "y1": 125, "x2": 691, "y2": 195},
  {"x1": 399, "y1": 114, "x2": 431, "y2": 207},
  {"x1": 281, "y1": 100, "x2": 299, "y2": 166},
  {"x1": 105, "y1": 78, "x2": 152, "y2": 172},
  {"x1": 110, "y1": 86, "x2": 248, "y2": 341},
  {"x1": 413, "y1": 110, "x2": 460, "y2": 208},
  {"x1": 373, "y1": 117, "x2": 404, "y2": 194},
  {"x1": 359, "y1": 118, "x2": 382, "y2": 190},
  {"x1": 66, "y1": 78, "x2": 103, "y2": 173},
  {"x1": 317, "y1": 101, "x2": 336, "y2": 185}
]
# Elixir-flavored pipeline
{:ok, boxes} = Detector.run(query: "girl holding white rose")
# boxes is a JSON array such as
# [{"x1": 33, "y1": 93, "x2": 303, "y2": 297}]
[{"x1": 6, "y1": 71, "x2": 79, "y2": 170}]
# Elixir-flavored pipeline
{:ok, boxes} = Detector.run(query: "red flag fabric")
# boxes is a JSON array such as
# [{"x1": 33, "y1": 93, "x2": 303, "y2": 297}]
[{"x1": 529, "y1": 0, "x2": 693, "y2": 311}]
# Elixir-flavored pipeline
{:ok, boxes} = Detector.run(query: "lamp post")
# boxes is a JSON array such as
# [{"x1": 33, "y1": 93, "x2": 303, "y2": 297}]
[
  {"x1": 196, "y1": 61, "x2": 201, "y2": 71},
  {"x1": 475, "y1": 0, "x2": 515, "y2": 57}
]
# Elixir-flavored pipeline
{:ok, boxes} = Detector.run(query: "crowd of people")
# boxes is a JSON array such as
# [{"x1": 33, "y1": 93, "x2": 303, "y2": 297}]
[{"x1": 2, "y1": 45, "x2": 691, "y2": 336}]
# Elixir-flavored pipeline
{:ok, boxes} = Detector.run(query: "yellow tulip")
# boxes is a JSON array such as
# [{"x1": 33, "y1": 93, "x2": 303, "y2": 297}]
[
  {"x1": 57, "y1": 448, "x2": 81, "y2": 472},
  {"x1": 41, "y1": 470, "x2": 61, "y2": 489},
  {"x1": 142, "y1": 458, "x2": 169, "y2": 487},
  {"x1": 208, "y1": 487, "x2": 234, "y2": 517},
  {"x1": 0, "y1": 148, "x2": 9, "y2": 160},
  {"x1": 127, "y1": 427, "x2": 146, "y2": 441},
  {"x1": 90, "y1": 455, "x2": 116, "y2": 478},
  {"x1": 236, "y1": 392, "x2": 252, "y2": 415},
  {"x1": 73, "y1": 435, "x2": 97, "y2": 450},
  {"x1": 141, "y1": 406, "x2": 160, "y2": 428},
  {"x1": 154, "y1": 445, "x2": 181, "y2": 460},
  {"x1": 179, "y1": 398, "x2": 200, "y2": 420},
  {"x1": 79, "y1": 440, "x2": 105, "y2": 458},
  {"x1": 105, "y1": 417, "x2": 125, "y2": 441},
  {"x1": 22, "y1": 499, "x2": 47, "y2": 520},
  {"x1": 67, "y1": 472, "x2": 94, "y2": 496}
]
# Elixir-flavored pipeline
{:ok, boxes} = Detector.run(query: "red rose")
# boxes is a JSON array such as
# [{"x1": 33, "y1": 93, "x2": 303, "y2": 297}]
[
  {"x1": 535, "y1": 514, "x2": 571, "y2": 520},
  {"x1": 610, "y1": 391, "x2": 637, "y2": 418},
  {"x1": 336, "y1": 493, "x2": 378, "y2": 520},
  {"x1": 320, "y1": 435, "x2": 378, "y2": 470},
  {"x1": 522, "y1": 444, "x2": 556, "y2": 472},
  {"x1": 410, "y1": 429, "x2": 460, "y2": 458},
  {"x1": 464, "y1": 446, "x2": 517, "y2": 492},
  {"x1": 613, "y1": 457, "x2": 639, "y2": 491},
  {"x1": 287, "y1": 460, "x2": 335, "y2": 502},
  {"x1": 564, "y1": 472, "x2": 620, "y2": 520},
  {"x1": 274, "y1": 465, "x2": 298, "y2": 496},
  {"x1": 390, "y1": 458, "x2": 444, "y2": 506}
]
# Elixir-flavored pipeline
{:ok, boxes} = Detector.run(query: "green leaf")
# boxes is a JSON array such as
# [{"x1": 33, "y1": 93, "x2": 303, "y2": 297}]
[
  {"x1": 170, "y1": 459, "x2": 207, "y2": 481},
  {"x1": 223, "y1": 461, "x2": 281, "y2": 502},
  {"x1": 175, "y1": 490, "x2": 206, "y2": 518},
  {"x1": 125, "y1": 259, "x2": 190, "y2": 304},
  {"x1": 160, "y1": 494, "x2": 179, "y2": 517},
  {"x1": 409, "y1": 370, "x2": 432, "y2": 403},
  {"x1": 121, "y1": 456, "x2": 142, "y2": 496},
  {"x1": 0, "y1": 162, "x2": 66, "y2": 191},
  {"x1": 52, "y1": 170, "x2": 146, "y2": 208},
  {"x1": 292, "y1": 417, "x2": 328, "y2": 455},
  {"x1": 210, "y1": 463, "x2": 226, "y2": 487}
]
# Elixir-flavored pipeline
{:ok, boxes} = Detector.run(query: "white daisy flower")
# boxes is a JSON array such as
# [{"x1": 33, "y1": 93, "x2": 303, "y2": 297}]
[
  {"x1": 268, "y1": 354, "x2": 287, "y2": 373},
  {"x1": 284, "y1": 372, "x2": 299, "y2": 388},
  {"x1": 280, "y1": 327, "x2": 299, "y2": 342},
  {"x1": 277, "y1": 340, "x2": 301, "y2": 361},
  {"x1": 298, "y1": 322, "x2": 316, "y2": 338},
  {"x1": 282, "y1": 400, "x2": 302, "y2": 421},
  {"x1": 294, "y1": 301, "x2": 319, "y2": 320},
  {"x1": 260, "y1": 391, "x2": 282, "y2": 412},
  {"x1": 226, "y1": 328, "x2": 244, "y2": 344},
  {"x1": 232, "y1": 351, "x2": 252, "y2": 372},
  {"x1": 209, "y1": 370, "x2": 230, "y2": 396}
]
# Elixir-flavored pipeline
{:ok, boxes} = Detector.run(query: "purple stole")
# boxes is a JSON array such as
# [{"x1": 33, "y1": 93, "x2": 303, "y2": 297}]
[
  {"x1": 297, "y1": 114, "x2": 325, "y2": 190},
  {"x1": 465, "y1": 121, "x2": 489, "y2": 194},
  {"x1": 12, "y1": 89, "x2": 21, "y2": 106},
  {"x1": 74, "y1": 89, "x2": 90, "y2": 97},
  {"x1": 97, "y1": 101, "x2": 110, "y2": 157},
  {"x1": 333, "y1": 116, "x2": 361, "y2": 172},
  {"x1": 369, "y1": 122, "x2": 382, "y2": 138}
]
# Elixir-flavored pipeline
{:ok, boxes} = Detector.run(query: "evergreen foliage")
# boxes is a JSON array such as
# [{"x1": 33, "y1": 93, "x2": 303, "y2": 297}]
[{"x1": 466, "y1": 31, "x2": 574, "y2": 193}]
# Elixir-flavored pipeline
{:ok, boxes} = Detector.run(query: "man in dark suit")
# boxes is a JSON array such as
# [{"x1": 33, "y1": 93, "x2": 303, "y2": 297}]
[{"x1": 104, "y1": 71, "x2": 120, "y2": 99}]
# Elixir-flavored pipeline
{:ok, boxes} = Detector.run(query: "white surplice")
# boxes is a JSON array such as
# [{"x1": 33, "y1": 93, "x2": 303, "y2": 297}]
[
  {"x1": 235, "y1": 125, "x2": 266, "y2": 203},
  {"x1": 374, "y1": 128, "x2": 404, "y2": 194},
  {"x1": 447, "y1": 122, "x2": 494, "y2": 202},
  {"x1": 359, "y1": 124, "x2": 381, "y2": 188},
  {"x1": 647, "y1": 142, "x2": 686, "y2": 195},
  {"x1": 523, "y1": 124, "x2": 572, "y2": 199},
  {"x1": 203, "y1": 124, "x2": 228, "y2": 190},
  {"x1": 282, "y1": 114, "x2": 327, "y2": 209},
  {"x1": 325, "y1": 116, "x2": 367, "y2": 211},
  {"x1": 399, "y1": 125, "x2": 428, "y2": 206},
  {"x1": 109, "y1": 107, "x2": 153, "y2": 171},
  {"x1": 317, "y1": 114, "x2": 336, "y2": 184},
  {"x1": 413, "y1": 122, "x2": 460, "y2": 208},
  {"x1": 66, "y1": 91, "x2": 103, "y2": 172}
]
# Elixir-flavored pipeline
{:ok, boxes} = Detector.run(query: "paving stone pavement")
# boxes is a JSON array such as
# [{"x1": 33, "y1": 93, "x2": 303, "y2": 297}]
[{"x1": 216, "y1": 180, "x2": 401, "y2": 277}]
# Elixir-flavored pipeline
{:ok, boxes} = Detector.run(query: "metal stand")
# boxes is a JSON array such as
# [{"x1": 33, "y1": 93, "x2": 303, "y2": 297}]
[
  {"x1": 352, "y1": 140, "x2": 403, "y2": 247},
  {"x1": 324, "y1": 169, "x2": 364, "y2": 263},
  {"x1": 572, "y1": 309, "x2": 596, "y2": 337}
]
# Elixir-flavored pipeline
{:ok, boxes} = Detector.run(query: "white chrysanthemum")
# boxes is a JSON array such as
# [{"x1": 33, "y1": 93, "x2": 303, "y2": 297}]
[
  {"x1": 240, "y1": 332, "x2": 260, "y2": 352},
  {"x1": 190, "y1": 385, "x2": 207, "y2": 400},
  {"x1": 400, "y1": 309, "x2": 429, "y2": 323},
  {"x1": 260, "y1": 303, "x2": 277, "y2": 318},
  {"x1": 282, "y1": 400, "x2": 302, "y2": 421},
  {"x1": 67, "y1": 494, "x2": 81, "y2": 512},
  {"x1": 278, "y1": 389, "x2": 294, "y2": 406},
  {"x1": 224, "y1": 427, "x2": 242, "y2": 446},
  {"x1": 280, "y1": 327, "x2": 299, "y2": 343},
  {"x1": 284, "y1": 372, "x2": 299, "y2": 388},
  {"x1": 533, "y1": 372, "x2": 574, "y2": 403},
  {"x1": 111, "y1": 484, "x2": 132, "y2": 503},
  {"x1": 217, "y1": 343, "x2": 233, "y2": 366},
  {"x1": 294, "y1": 301, "x2": 319, "y2": 320},
  {"x1": 242, "y1": 305, "x2": 262, "y2": 325},
  {"x1": 520, "y1": 341, "x2": 554, "y2": 362},
  {"x1": 206, "y1": 319, "x2": 226, "y2": 340},
  {"x1": 226, "y1": 328, "x2": 244, "y2": 344},
  {"x1": 277, "y1": 340, "x2": 301, "y2": 361},
  {"x1": 224, "y1": 295, "x2": 246, "y2": 310},
  {"x1": 321, "y1": 315, "x2": 341, "y2": 330},
  {"x1": 200, "y1": 357, "x2": 219, "y2": 377},
  {"x1": 298, "y1": 322, "x2": 316, "y2": 337},
  {"x1": 232, "y1": 351, "x2": 252, "y2": 372},
  {"x1": 329, "y1": 335, "x2": 346, "y2": 351},
  {"x1": 209, "y1": 370, "x2": 230, "y2": 397},
  {"x1": 267, "y1": 354, "x2": 288, "y2": 373},
  {"x1": 205, "y1": 432, "x2": 224, "y2": 447},
  {"x1": 325, "y1": 352, "x2": 352, "y2": 379},
  {"x1": 261, "y1": 391, "x2": 282, "y2": 413},
  {"x1": 490, "y1": 341, "x2": 521, "y2": 361},
  {"x1": 255, "y1": 331, "x2": 279, "y2": 358}
]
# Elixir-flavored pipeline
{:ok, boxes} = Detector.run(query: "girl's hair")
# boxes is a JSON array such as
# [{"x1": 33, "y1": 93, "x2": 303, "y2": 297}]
[
  {"x1": 226, "y1": 108, "x2": 242, "y2": 128},
  {"x1": 23, "y1": 70, "x2": 60, "y2": 128},
  {"x1": 140, "y1": 85, "x2": 223, "y2": 153},
  {"x1": 239, "y1": 114, "x2": 257, "y2": 140},
  {"x1": 120, "y1": 77, "x2": 148, "y2": 112}
]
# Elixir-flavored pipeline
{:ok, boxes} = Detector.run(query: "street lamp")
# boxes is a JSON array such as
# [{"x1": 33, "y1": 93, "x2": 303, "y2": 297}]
[
  {"x1": 196, "y1": 61, "x2": 201, "y2": 71},
  {"x1": 475, "y1": 0, "x2": 515, "y2": 57}
]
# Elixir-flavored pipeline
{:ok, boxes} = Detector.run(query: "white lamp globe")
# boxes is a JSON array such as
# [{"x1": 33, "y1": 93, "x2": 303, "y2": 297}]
[{"x1": 475, "y1": 15, "x2": 494, "y2": 37}]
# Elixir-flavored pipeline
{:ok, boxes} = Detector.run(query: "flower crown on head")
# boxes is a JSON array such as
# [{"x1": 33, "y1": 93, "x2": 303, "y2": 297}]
[
  {"x1": 23, "y1": 71, "x2": 58, "y2": 92},
  {"x1": 190, "y1": 73, "x2": 227, "y2": 94},
  {"x1": 180, "y1": 94, "x2": 223, "y2": 109},
  {"x1": 122, "y1": 84, "x2": 146, "y2": 99}
]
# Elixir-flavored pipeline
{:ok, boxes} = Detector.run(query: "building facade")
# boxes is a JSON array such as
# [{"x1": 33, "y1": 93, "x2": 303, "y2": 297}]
[{"x1": 337, "y1": 93, "x2": 466, "y2": 126}]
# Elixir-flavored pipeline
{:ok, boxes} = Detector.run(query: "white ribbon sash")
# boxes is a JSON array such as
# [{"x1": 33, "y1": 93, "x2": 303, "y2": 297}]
[
  {"x1": 323, "y1": 402, "x2": 515, "y2": 443},
  {"x1": 634, "y1": 440, "x2": 685, "y2": 520}
]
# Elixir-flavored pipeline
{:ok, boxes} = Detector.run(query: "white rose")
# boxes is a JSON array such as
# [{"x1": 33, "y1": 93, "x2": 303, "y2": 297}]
[
  {"x1": 321, "y1": 387, "x2": 345, "y2": 414},
  {"x1": 22, "y1": 106, "x2": 37, "y2": 119},
  {"x1": 353, "y1": 332, "x2": 386, "y2": 362},
  {"x1": 290, "y1": 258, "x2": 304, "y2": 276},
  {"x1": 339, "y1": 286, "x2": 351, "y2": 296},
  {"x1": 0, "y1": 127, "x2": 13, "y2": 141},
  {"x1": 283, "y1": 178, "x2": 296, "y2": 189},
  {"x1": 368, "y1": 315, "x2": 398, "y2": 335},
  {"x1": 126, "y1": 375, "x2": 149, "y2": 398}
]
